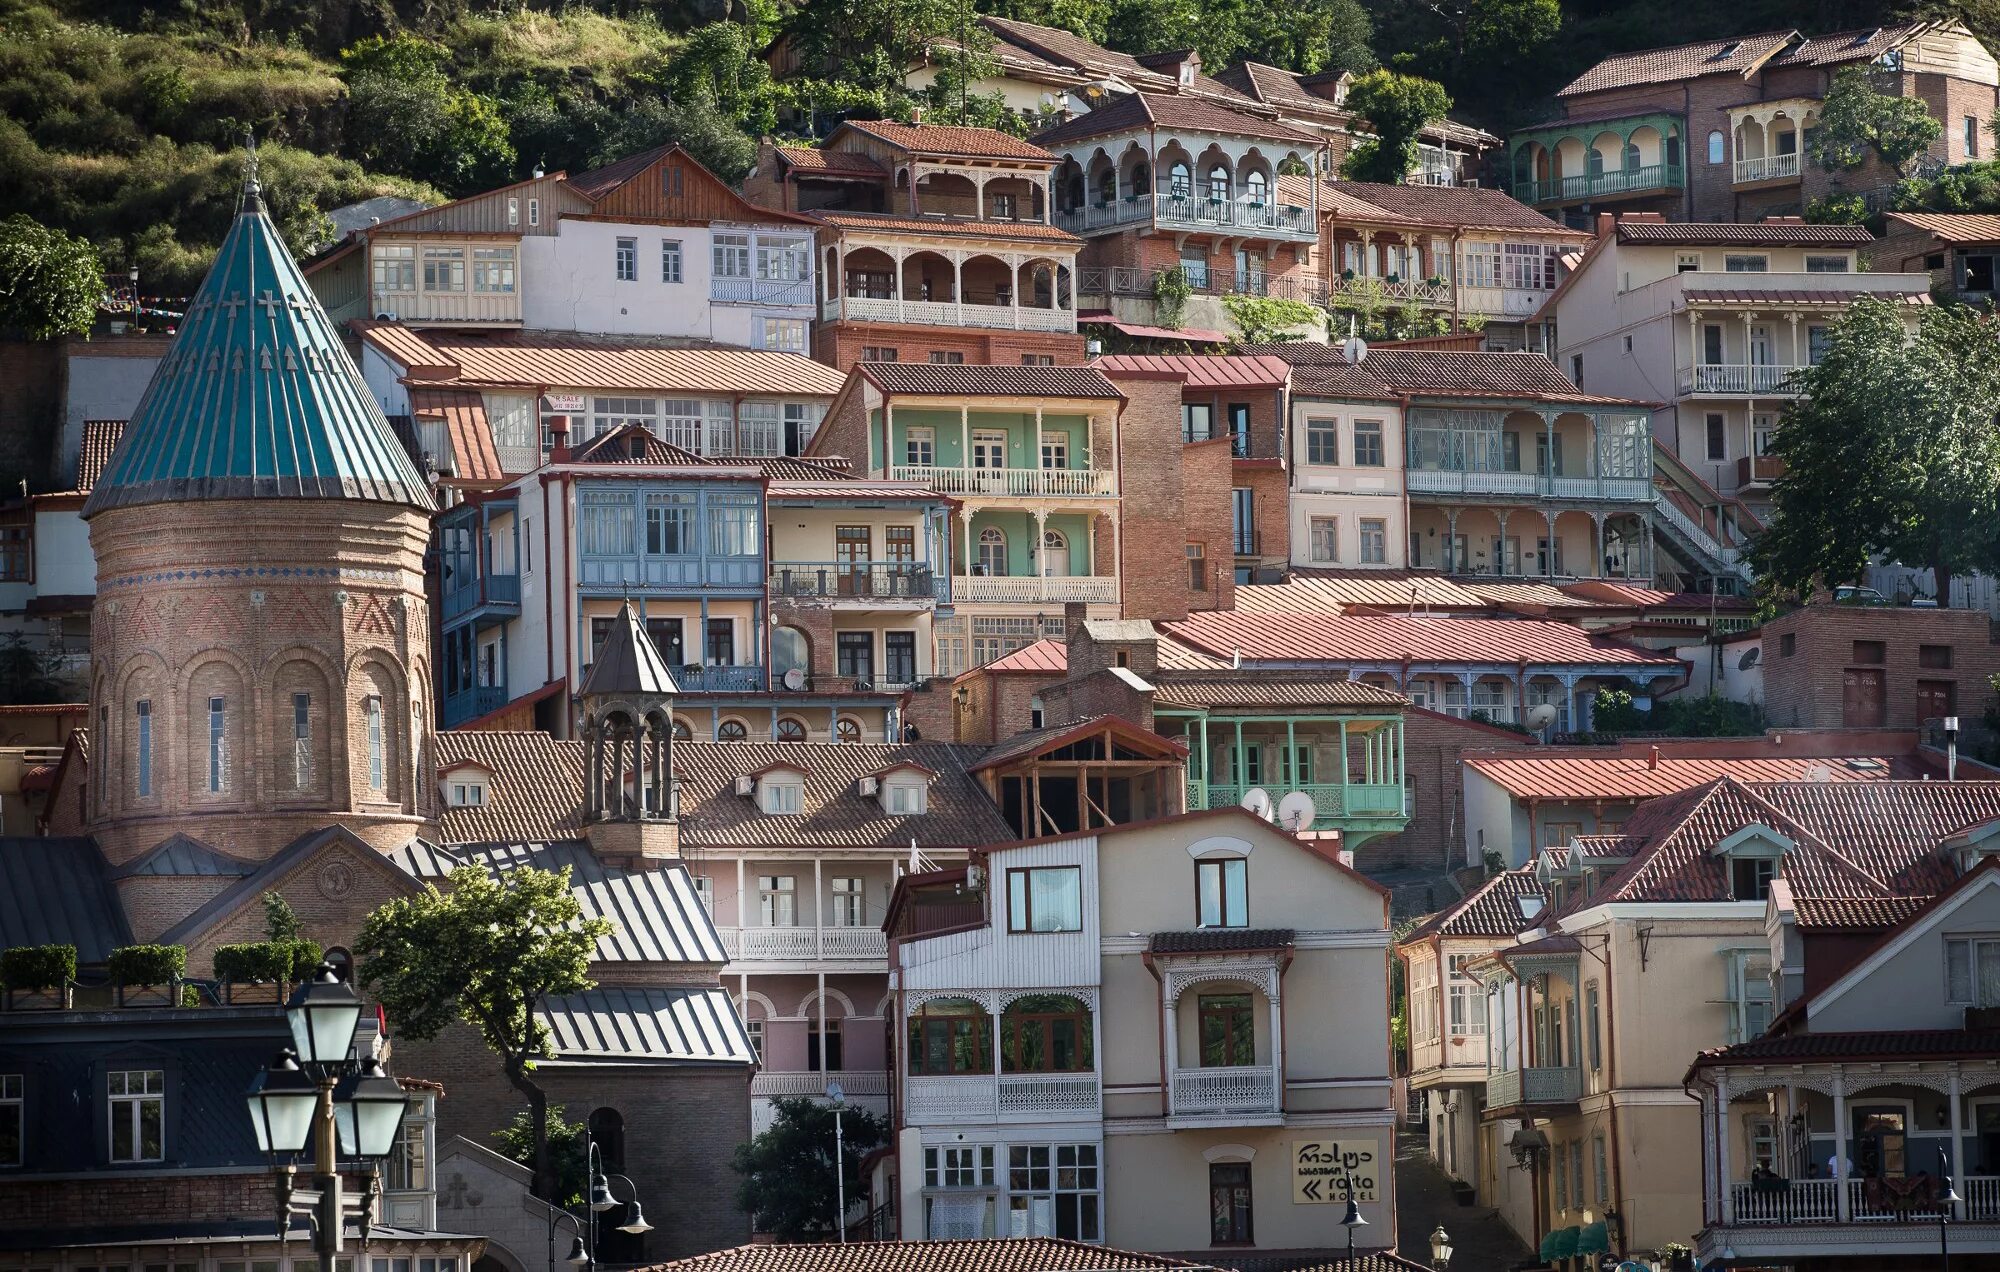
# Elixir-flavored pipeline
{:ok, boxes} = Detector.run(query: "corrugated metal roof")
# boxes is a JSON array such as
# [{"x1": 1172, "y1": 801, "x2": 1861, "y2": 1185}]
[
  {"x1": 980, "y1": 638, "x2": 1069, "y2": 673},
  {"x1": 410, "y1": 387, "x2": 499, "y2": 482},
  {"x1": 766, "y1": 480, "x2": 939, "y2": 501},
  {"x1": 641, "y1": 1237, "x2": 1214, "y2": 1272},
  {"x1": 1459, "y1": 579, "x2": 1611, "y2": 609},
  {"x1": 542, "y1": 985, "x2": 756, "y2": 1064},
  {"x1": 1466, "y1": 751, "x2": 1941, "y2": 801},
  {"x1": 1160, "y1": 611, "x2": 1686, "y2": 668},
  {"x1": 1615, "y1": 221, "x2": 1875, "y2": 246},
  {"x1": 1152, "y1": 676, "x2": 1408, "y2": 709},
  {"x1": 1083, "y1": 318, "x2": 1230, "y2": 344},
  {"x1": 112, "y1": 833, "x2": 256, "y2": 879},
  {"x1": 1682, "y1": 287, "x2": 1929, "y2": 306},
  {"x1": 0, "y1": 837, "x2": 131, "y2": 961},
  {"x1": 85, "y1": 177, "x2": 432, "y2": 518},
  {"x1": 357, "y1": 326, "x2": 849, "y2": 397},
  {"x1": 415, "y1": 839, "x2": 727, "y2": 965},
  {"x1": 859, "y1": 363, "x2": 1123, "y2": 398},
  {"x1": 1233, "y1": 572, "x2": 1496, "y2": 614},
  {"x1": 1094, "y1": 354, "x2": 1291, "y2": 389},
  {"x1": 1884, "y1": 212, "x2": 2000, "y2": 243},
  {"x1": 840, "y1": 120, "x2": 1059, "y2": 162}
]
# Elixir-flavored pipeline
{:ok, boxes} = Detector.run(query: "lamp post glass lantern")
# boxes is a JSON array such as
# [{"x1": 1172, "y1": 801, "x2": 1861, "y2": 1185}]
[
  {"x1": 333, "y1": 1056, "x2": 410, "y2": 1158},
  {"x1": 1429, "y1": 1224, "x2": 1453, "y2": 1269},
  {"x1": 247, "y1": 1049, "x2": 319, "y2": 1155},
  {"x1": 286, "y1": 963, "x2": 365, "y2": 1071}
]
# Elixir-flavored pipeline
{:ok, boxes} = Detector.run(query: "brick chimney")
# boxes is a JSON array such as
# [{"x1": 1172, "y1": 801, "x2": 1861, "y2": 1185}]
[
  {"x1": 1595, "y1": 212, "x2": 1616, "y2": 238},
  {"x1": 1647, "y1": 744, "x2": 1661, "y2": 770},
  {"x1": 549, "y1": 414, "x2": 571, "y2": 463}
]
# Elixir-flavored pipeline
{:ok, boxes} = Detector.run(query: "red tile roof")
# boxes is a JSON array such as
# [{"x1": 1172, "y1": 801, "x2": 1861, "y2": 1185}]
[
  {"x1": 569, "y1": 423, "x2": 708, "y2": 467},
  {"x1": 1246, "y1": 344, "x2": 1648, "y2": 407},
  {"x1": 634, "y1": 1238, "x2": 1209, "y2": 1272},
  {"x1": 1690, "y1": 1028, "x2": 2000, "y2": 1070},
  {"x1": 856, "y1": 363, "x2": 1124, "y2": 398},
  {"x1": 672, "y1": 741, "x2": 1015, "y2": 848},
  {"x1": 1151, "y1": 927, "x2": 1294, "y2": 954},
  {"x1": 775, "y1": 146, "x2": 887, "y2": 176},
  {"x1": 1558, "y1": 31, "x2": 1797, "y2": 97},
  {"x1": 1034, "y1": 90, "x2": 1323, "y2": 149},
  {"x1": 1614, "y1": 221, "x2": 1875, "y2": 246},
  {"x1": 810, "y1": 210, "x2": 1081, "y2": 244},
  {"x1": 1771, "y1": 21, "x2": 1930, "y2": 68},
  {"x1": 1791, "y1": 894, "x2": 1931, "y2": 931},
  {"x1": 1884, "y1": 211, "x2": 2000, "y2": 243},
  {"x1": 434, "y1": 730, "x2": 586, "y2": 844},
  {"x1": 1465, "y1": 750, "x2": 1941, "y2": 801},
  {"x1": 1405, "y1": 868, "x2": 1546, "y2": 940},
  {"x1": 1159, "y1": 611, "x2": 1686, "y2": 669},
  {"x1": 355, "y1": 325, "x2": 849, "y2": 397},
  {"x1": 75, "y1": 419, "x2": 127, "y2": 492},
  {"x1": 1094, "y1": 353, "x2": 1291, "y2": 389},
  {"x1": 840, "y1": 120, "x2": 1059, "y2": 163},
  {"x1": 1326, "y1": 181, "x2": 1590, "y2": 237}
]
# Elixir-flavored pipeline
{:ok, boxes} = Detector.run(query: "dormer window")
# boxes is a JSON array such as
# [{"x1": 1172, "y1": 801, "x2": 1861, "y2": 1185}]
[
  {"x1": 1179, "y1": 62, "x2": 1194, "y2": 85},
  {"x1": 1714, "y1": 824, "x2": 1789, "y2": 902},
  {"x1": 762, "y1": 778, "x2": 804, "y2": 814},
  {"x1": 448, "y1": 779, "x2": 488, "y2": 807},
  {"x1": 1731, "y1": 858, "x2": 1775, "y2": 901},
  {"x1": 871, "y1": 762, "x2": 936, "y2": 814},
  {"x1": 884, "y1": 780, "x2": 925, "y2": 815}
]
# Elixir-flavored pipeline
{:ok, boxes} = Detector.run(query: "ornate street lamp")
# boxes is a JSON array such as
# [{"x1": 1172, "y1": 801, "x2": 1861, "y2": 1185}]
[{"x1": 1428, "y1": 1224, "x2": 1453, "y2": 1269}]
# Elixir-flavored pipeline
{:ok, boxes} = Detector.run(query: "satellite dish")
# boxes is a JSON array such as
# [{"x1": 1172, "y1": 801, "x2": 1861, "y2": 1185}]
[
  {"x1": 1239, "y1": 787, "x2": 1274, "y2": 821},
  {"x1": 782, "y1": 667, "x2": 805, "y2": 690},
  {"x1": 1738, "y1": 647, "x2": 1762, "y2": 670},
  {"x1": 1277, "y1": 790, "x2": 1318, "y2": 832},
  {"x1": 1342, "y1": 334, "x2": 1369, "y2": 365},
  {"x1": 1802, "y1": 763, "x2": 1834, "y2": 783},
  {"x1": 1525, "y1": 703, "x2": 1559, "y2": 731}
]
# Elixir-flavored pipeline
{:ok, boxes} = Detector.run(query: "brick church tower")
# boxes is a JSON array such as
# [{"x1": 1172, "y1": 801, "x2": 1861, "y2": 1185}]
[{"x1": 80, "y1": 151, "x2": 438, "y2": 867}]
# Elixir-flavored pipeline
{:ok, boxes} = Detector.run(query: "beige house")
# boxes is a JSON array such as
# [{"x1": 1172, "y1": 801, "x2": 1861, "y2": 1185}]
[
  {"x1": 1469, "y1": 777, "x2": 2000, "y2": 1267},
  {"x1": 879, "y1": 806, "x2": 1397, "y2": 1255}
]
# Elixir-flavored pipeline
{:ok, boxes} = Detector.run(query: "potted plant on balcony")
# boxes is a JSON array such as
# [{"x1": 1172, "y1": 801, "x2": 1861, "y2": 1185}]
[
  {"x1": 1659, "y1": 1242, "x2": 1694, "y2": 1271},
  {"x1": 109, "y1": 943, "x2": 186, "y2": 1007},
  {"x1": 213, "y1": 938, "x2": 322, "y2": 1005},
  {"x1": 2, "y1": 944, "x2": 76, "y2": 1010}
]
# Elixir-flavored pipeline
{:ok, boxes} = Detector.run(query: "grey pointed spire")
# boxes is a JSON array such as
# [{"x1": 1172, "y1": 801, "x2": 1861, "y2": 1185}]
[{"x1": 580, "y1": 600, "x2": 679, "y2": 698}]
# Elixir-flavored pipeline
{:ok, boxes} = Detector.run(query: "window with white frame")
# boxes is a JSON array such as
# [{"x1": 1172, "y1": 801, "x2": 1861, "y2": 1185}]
[
  {"x1": 744, "y1": 1017, "x2": 765, "y2": 1059},
  {"x1": 1462, "y1": 242, "x2": 1501, "y2": 288},
  {"x1": 1353, "y1": 419, "x2": 1385, "y2": 466},
  {"x1": 661, "y1": 240, "x2": 683, "y2": 284},
  {"x1": 1721, "y1": 948, "x2": 1774, "y2": 1043},
  {"x1": 1196, "y1": 855, "x2": 1248, "y2": 928},
  {"x1": 1410, "y1": 957, "x2": 1440, "y2": 1044},
  {"x1": 1310, "y1": 517, "x2": 1338, "y2": 563},
  {"x1": 883, "y1": 778, "x2": 926, "y2": 814},
  {"x1": 658, "y1": 400, "x2": 702, "y2": 451},
  {"x1": 207, "y1": 695, "x2": 228, "y2": 793},
  {"x1": 759, "y1": 318, "x2": 809, "y2": 353},
  {"x1": 1446, "y1": 954, "x2": 1487, "y2": 1038},
  {"x1": 579, "y1": 490, "x2": 636, "y2": 556},
  {"x1": 420, "y1": 246, "x2": 465, "y2": 293},
  {"x1": 830, "y1": 877, "x2": 865, "y2": 927},
  {"x1": 0, "y1": 1073, "x2": 20, "y2": 1165},
  {"x1": 489, "y1": 394, "x2": 537, "y2": 453},
  {"x1": 1306, "y1": 419, "x2": 1338, "y2": 464},
  {"x1": 1724, "y1": 254, "x2": 1769, "y2": 273},
  {"x1": 108, "y1": 1069, "x2": 164, "y2": 1162},
  {"x1": 759, "y1": 874, "x2": 797, "y2": 924},
  {"x1": 1805, "y1": 254, "x2": 1851, "y2": 273},
  {"x1": 784, "y1": 402, "x2": 824, "y2": 455},
  {"x1": 905, "y1": 427, "x2": 935, "y2": 467},
  {"x1": 1006, "y1": 866, "x2": 1083, "y2": 933},
  {"x1": 714, "y1": 233, "x2": 752, "y2": 279},
  {"x1": 737, "y1": 402, "x2": 782, "y2": 456},
  {"x1": 757, "y1": 234, "x2": 811, "y2": 282},
  {"x1": 692, "y1": 874, "x2": 714, "y2": 914},
  {"x1": 589, "y1": 396, "x2": 657, "y2": 443},
  {"x1": 615, "y1": 237, "x2": 638, "y2": 282},
  {"x1": 471, "y1": 247, "x2": 515, "y2": 293},
  {"x1": 1039, "y1": 432, "x2": 1068, "y2": 470},
  {"x1": 1007, "y1": 1144, "x2": 1100, "y2": 1241},
  {"x1": 1359, "y1": 518, "x2": 1387, "y2": 564},
  {"x1": 384, "y1": 1097, "x2": 430, "y2": 1191},
  {"x1": 446, "y1": 776, "x2": 487, "y2": 807},
  {"x1": 527, "y1": 197, "x2": 540, "y2": 227},
  {"x1": 1946, "y1": 937, "x2": 2000, "y2": 1006},
  {"x1": 1502, "y1": 243, "x2": 1559, "y2": 290},
  {"x1": 759, "y1": 777, "x2": 804, "y2": 815},
  {"x1": 365, "y1": 695, "x2": 385, "y2": 790}
]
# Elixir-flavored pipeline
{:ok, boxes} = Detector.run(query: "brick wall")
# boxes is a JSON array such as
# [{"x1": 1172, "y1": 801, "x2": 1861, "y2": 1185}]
[
  {"x1": 1761, "y1": 603, "x2": 2000, "y2": 730},
  {"x1": 0, "y1": 339, "x2": 60, "y2": 488},
  {"x1": 813, "y1": 324, "x2": 1086, "y2": 375},
  {"x1": 810, "y1": 380, "x2": 873, "y2": 469},
  {"x1": 1103, "y1": 370, "x2": 1193, "y2": 623},
  {"x1": 742, "y1": 143, "x2": 794, "y2": 212},
  {"x1": 1181, "y1": 437, "x2": 1234, "y2": 613},
  {"x1": 952, "y1": 669, "x2": 1057, "y2": 743},
  {"x1": 1234, "y1": 463, "x2": 1291, "y2": 575},
  {"x1": 1041, "y1": 667, "x2": 1154, "y2": 732}
]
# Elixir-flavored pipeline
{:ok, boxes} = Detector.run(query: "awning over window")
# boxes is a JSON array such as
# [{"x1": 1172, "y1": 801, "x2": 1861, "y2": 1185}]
[
  {"x1": 1539, "y1": 1225, "x2": 1580, "y2": 1261},
  {"x1": 1575, "y1": 1219, "x2": 1609, "y2": 1255}
]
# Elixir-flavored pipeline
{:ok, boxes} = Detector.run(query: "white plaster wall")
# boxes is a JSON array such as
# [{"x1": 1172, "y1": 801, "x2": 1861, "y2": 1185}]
[
  {"x1": 360, "y1": 343, "x2": 413, "y2": 417},
  {"x1": 61, "y1": 353, "x2": 162, "y2": 482},
  {"x1": 524, "y1": 221, "x2": 813, "y2": 345},
  {"x1": 31, "y1": 507, "x2": 93, "y2": 597}
]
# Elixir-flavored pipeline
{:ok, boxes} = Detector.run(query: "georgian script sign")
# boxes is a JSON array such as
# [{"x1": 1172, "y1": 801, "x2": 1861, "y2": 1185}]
[{"x1": 1292, "y1": 1139, "x2": 1378, "y2": 1203}]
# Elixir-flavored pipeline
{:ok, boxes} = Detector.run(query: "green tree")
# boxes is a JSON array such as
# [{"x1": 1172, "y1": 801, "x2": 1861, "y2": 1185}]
[
  {"x1": 1339, "y1": 70, "x2": 1452, "y2": 184},
  {"x1": 595, "y1": 93, "x2": 759, "y2": 186},
  {"x1": 1812, "y1": 67, "x2": 1943, "y2": 176},
  {"x1": 1373, "y1": 0, "x2": 1556, "y2": 116},
  {"x1": 341, "y1": 36, "x2": 516, "y2": 194},
  {"x1": 493, "y1": 1105, "x2": 589, "y2": 1209},
  {"x1": 1241, "y1": 0, "x2": 1375, "y2": 75},
  {"x1": 660, "y1": 23, "x2": 782, "y2": 138},
  {"x1": 0, "y1": 214, "x2": 101, "y2": 340},
  {"x1": 357, "y1": 865, "x2": 611, "y2": 1201},
  {"x1": 1751, "y1": 298, "x2": 2000, "y2": 602},
  {"x1": 262, "y1": 891, "x2": 302, "y2": 942},
  {"x1": 733, "y1": 1096, "x2": 889, "y2": 1240},
  {"x1": 0, "y1": 634, "x2": 77, "y2": 706},
  {"x1": 783, "y1": 0, "x2": 970, "y2": 96}
]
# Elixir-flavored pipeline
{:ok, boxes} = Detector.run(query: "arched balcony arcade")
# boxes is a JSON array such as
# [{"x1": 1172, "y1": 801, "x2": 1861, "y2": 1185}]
[
  {"x1": 820, "y1": 240, "x2": 1076, "y2": 333},
  {"x1": 1051, "y1": 137, "x2": 1319, "y2": 242}
]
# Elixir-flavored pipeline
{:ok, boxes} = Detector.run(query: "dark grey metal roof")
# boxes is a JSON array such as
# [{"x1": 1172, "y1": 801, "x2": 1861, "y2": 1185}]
[
  {"x1": 400, "y1": 839, "x2": 727, "y2": 965},
  {"x1": 0, "y1": 837, "x2": 132, "y2": 961},
  {"x1": 541, "y1": 986, "x2": 756, "y2": 1065},
  {"x1": 158, "y1": 826, "x2": 421, "y2": 948},
  {"x1": 579, "y1": 600, "x2": 679, "y2": 698},
  {"x1": 111, "y1": 833, "x2": 256, "y2": 879}
]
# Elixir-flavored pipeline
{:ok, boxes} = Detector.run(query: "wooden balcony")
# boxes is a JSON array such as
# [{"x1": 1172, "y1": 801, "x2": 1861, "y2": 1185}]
[
  {"x1": 1055, "y1": 194, "x2": 1316, "y2": 243},
  {"x1": 1406, "y1": 469, "x2": 1656, "y2": 502},
  {"x1": 1486, "y1": 1064, "x2": 1580, "y2": 1111},
  {"x1": 889, "y1": 464, "x2": 1116, "y2": 498},
  {"x1": 1514, "y1": 162, "x2": 1683, "y2": 207},
  {"x1": 1734, "y1": 152, "x2": 1802, "y2": 185},
  {"x1": 370, "y1": 286, "x2": 521, "y2": 326},
  {"x1": 1736, "y1": 454, "x2": 1786, "y2": 487},
  {"x1": 822, "y1": 294, "x2": 1075, "y2": 333}
]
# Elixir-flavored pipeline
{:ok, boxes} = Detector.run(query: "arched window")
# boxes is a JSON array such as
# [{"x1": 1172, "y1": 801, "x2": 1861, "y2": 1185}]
[
  {"x1": 589, "y1": 1108, "x2": 626, "y2": 1172},
  {"x1": 977, "y1": 527, "x2": 1008, "y2": 577},
  {"x1": 672, "y1": 718, "x2": 692, "y2": 742},
  {"x1": 1169, "y1": 162, "x2": 1192, "y2": 199},
  {"x1": 776, "y1": 717, "x2": 808, "y2": 742},
  {"x1": 835, "y1": 716, "x2": 863, "y2": 743},
  {"x1": 1131, "y1": 163, "x2": 1150, "y2": 196},
  {"x1": 1002, "y1": 994, "x2": 1094, "y2": 1073},
  {"x1": 1708, "y1": 130, "x2": 1726, "y2": 164},
  {"x1": 1586, "y1": 148, "x2": 1605, "y2": 178},
  {"x1": 771, "y1": 626, "x2": 809, "y2": 678},
  {"x1": 1244, "y1": 171, "x2": 1268, "y2": 208},
  {"x1": 1623, "y1": 141, "x2": 1641, "y2": 171},
  {"x1": 1041, "y1": 529, "x2": 1069, "y2": 577},
  {"x1": 907, "y1": 998, "x2": 993, "y2": 1075},
  {"x1": 718, "y1": 719, "x2": 748, "y2": 741},
  {"x1": 324, "y1": 947, "x2": 353, "y2": 983},
  {"x1": 1096, "y1": 168, "x2": 1116, "y2": 206},
  {"x1": 1206, "y1": 165, "x2": 1230, "y2": 202}
]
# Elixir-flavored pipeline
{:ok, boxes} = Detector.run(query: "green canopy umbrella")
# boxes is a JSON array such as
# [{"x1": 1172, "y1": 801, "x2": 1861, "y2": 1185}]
[
  {"x1": 1576, "y1": 1220, "x2": 1609, "y2": 1255},
  {"x1": 1539, "y1": 1225, "x2": 1581, "y2": 1261}
]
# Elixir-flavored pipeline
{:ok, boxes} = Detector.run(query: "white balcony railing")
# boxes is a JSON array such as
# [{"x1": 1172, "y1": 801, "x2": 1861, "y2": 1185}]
[
  {"x1": 716, "y1": 926, "x2": 889, "y2": 964},
  {"x1": 997, "y1": 1073, "x2": 1100, "y2": 1118},
  {"x1": 752, "y1": 1070, "x2": 891, "y2": 1099},
  {"x1": 1406, "y1": 470, "x2": 1655, "y2": 502},
  {"x1": 1329, "y1": 275, "x2": 1454, "y2": 305},
  {"x1": 905, "y1": 1075, "x2": 999, "y2": 1124},
  {"x1": 1734, "y1": 152, "x2": 1802, "y2": 184},
  {"x1": 889, "y1": 464, "x2": 1117, "y2": 498},
  {"x1": 823, "y1": 294, "x2": 1076, "y2": 332},
  {"x1": 1054, "y1": 194, "x2": 1315, "y2": 241},
  {"x1": 714, "y1": 276, "x2": 814, "y2": 305},
  {"x1": 1486, "y1": 1065, "x2": 1580, "y2": 1108},
  {"x1": 1680, "y1": 363, "x2": 1807, "y2": 395},
  {"x1": 1455, "y1": 284, "x2": 1551, "y2": 318},
  {"x1": 1169, "y1": 1065, "x2": 1279, "y2": 1118},
  {"x1": 370, "y1": 287, "x2": 521, "y2": 325},
  {"x1": 1730, "y1": 1178, "x2": 1838, "y2": 1225},
  {"x1": 956, "y1": 575, "x2": 1119, "y2": 605}
]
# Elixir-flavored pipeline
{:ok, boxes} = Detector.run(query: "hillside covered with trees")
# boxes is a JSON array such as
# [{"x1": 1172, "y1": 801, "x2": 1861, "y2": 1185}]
[{"x1": 0, "y1": 0, "x2": 1985, "y2": 293}]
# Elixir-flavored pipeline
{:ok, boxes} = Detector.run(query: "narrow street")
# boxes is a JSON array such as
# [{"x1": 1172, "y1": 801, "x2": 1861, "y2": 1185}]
[{"x1": 1394, "y1": 1124, "x2": 1534, "y2": 1272}]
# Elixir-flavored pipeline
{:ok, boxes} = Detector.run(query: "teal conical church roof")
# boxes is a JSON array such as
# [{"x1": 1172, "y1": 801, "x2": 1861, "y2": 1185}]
[{"x1": 84, "y1": 152, "x2": 433, "y2": 518}]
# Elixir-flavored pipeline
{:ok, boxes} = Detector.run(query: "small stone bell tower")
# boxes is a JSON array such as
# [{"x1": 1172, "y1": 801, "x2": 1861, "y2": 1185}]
[{"x1": 580, "y1": 600, "x2": 680, "y2": 868}]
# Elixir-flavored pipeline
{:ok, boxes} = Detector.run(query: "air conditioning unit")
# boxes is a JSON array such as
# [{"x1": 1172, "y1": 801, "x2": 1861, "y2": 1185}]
[
  {"x1": 858, "y1": 776, "x2": 879, "y2": 796},
  {"x1": 965, "y1": 864, "x2": 987, "y2": 890},
  {"x1": 375, "y1": 311, "x2": 399, "y2": 321},
  {"x1": 1459, "y1": 179, "x2": 1481, "y2": 188},
  {"x1": 734, "y1": 774, "x2": 754, "y2": 797}
]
